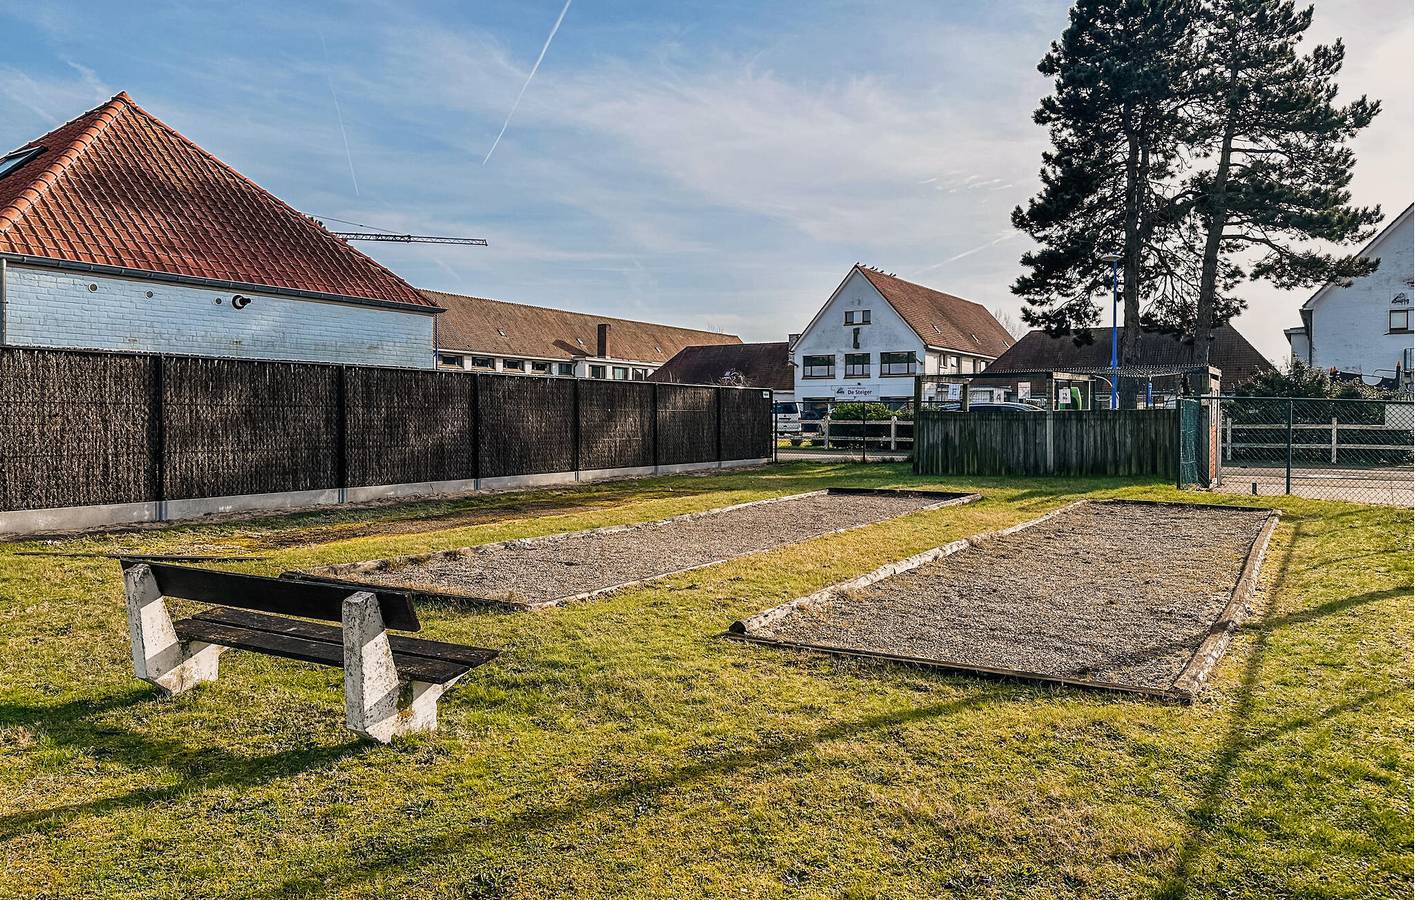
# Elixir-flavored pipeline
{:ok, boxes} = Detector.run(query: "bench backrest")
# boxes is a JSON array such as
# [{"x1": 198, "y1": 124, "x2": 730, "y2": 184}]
[{"x1": 120, "y1": 559, "x2": 421, "y2": 632}]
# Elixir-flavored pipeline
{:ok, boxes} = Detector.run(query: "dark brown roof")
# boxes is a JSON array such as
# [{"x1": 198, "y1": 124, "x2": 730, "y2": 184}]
[
  {"x1": 980, "y1": 324, "x2": 1275, "y2": 389},
  {"x1": 424, "y1": 290, "x2": 741, "y2": 363},
  {"x1": 648, "y1": 342, "x2": 793, "y2": 390},
  {"x1": 855, "y1": 266, "x2": 1015, "y2": 357},
  {"x1": 0, "y1": 93, "x2": 433, "y2": 307}
]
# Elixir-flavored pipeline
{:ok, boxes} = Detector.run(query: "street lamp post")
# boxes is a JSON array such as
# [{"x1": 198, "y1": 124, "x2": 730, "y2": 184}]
[{"x1": 1099, "y1": 252, "x2": 1121, "y2": 410}]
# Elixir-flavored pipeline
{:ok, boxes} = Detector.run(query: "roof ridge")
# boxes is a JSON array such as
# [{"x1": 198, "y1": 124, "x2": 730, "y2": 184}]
[
  {"x1": 420, "y1": 289, "x2": 732, "y2": 336},
  {"x1": 106, "y1": 93, "x2": 426, "y2": 304},
  {"x1": 0, "y1": 93, "x2": 130, "y2": 236}
]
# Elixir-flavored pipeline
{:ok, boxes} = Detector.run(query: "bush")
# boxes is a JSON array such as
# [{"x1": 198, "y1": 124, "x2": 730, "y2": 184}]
[{"x1": 830, "y1": 402, "x2": 895, "y2": 421}]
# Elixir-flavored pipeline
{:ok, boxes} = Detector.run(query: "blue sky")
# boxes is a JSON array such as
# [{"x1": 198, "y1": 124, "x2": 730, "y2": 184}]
[{"x1": 1, "y1": 0, "x2": 1409, "y2": 362}]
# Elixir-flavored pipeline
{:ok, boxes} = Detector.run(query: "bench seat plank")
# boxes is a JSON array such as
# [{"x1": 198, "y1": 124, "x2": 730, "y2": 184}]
[
  {"x1": 173, "y1": 618, "x2": 474, "y2": 685},
  {"x1": 194, "y1": 607, "x2": 499, "y2": 669}
]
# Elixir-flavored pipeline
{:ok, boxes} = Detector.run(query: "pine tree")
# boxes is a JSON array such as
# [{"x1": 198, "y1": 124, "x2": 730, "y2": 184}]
[
  {"x1": 1012, "y1": 0, "x2": 1197, "y2": 395},
  {"x1": 1185, "y1": 0, "x2": 1382, "y2": 366}
]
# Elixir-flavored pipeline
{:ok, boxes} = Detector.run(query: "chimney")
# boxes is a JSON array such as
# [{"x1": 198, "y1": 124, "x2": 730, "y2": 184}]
[{"x1": 596, "y1": 323, "x2": 611, "y2": 358}]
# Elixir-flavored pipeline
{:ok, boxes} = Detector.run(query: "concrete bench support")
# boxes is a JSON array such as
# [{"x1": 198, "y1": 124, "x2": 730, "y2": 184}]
[
  {"x1": 124, "y1": 563, "x2": 227, "y2": 695},
  {"x1": 342, "y1": 592, "x2": 461, "y2": 743}
]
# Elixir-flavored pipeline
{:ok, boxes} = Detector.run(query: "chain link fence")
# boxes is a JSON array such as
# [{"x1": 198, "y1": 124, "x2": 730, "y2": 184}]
[
  {"x1": 1210, "y1": 395, "x2": 1414, "y2": 506},
  {"x1": 774, "y1": 399, "x2": 915, "y2": 462}
]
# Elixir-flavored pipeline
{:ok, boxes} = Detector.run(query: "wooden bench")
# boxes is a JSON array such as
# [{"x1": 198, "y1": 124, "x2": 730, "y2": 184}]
[{"x1": 120, "y1": 560, "x2": 498, "y2": 743}]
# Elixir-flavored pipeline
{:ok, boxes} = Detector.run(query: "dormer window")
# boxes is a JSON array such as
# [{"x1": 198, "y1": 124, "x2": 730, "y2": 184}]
[
  {"x1": 844, "y1": 309, "x2": 871, "y2": 325},
  {"x1": 0, "y1": 146, "x2": 42, "y2": 180}
]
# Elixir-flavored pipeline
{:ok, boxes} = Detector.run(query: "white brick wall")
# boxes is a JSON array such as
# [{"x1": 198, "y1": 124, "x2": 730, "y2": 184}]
[{"x1": 3, "y1": 265, "x2": 435, "y2": 368}]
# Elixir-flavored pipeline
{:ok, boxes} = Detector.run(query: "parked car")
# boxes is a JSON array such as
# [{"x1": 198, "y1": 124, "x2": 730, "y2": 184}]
[
  {"x1": 773, "y1": 401, "x2": 802, "y2": 434},
  {"x1": 937, "y1": 401, "x2": 1044, "y2": 413}
]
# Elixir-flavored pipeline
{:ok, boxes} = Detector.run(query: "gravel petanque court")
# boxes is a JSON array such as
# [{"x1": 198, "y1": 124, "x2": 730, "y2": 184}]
[
  {"x1": 297, "y1": 489, "x2": 977, "y2": 609},
  {"x1": 731, "y1": 500, "x2": 1280, "y2": 699}
]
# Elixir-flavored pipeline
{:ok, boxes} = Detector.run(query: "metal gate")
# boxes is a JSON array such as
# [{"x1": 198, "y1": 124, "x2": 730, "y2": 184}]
[{"x1": 1176, "y1": 398, "x2": 1204, "y2": 488}]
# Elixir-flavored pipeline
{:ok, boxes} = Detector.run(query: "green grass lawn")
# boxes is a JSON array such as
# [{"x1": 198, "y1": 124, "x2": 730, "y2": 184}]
[{"x1": 0, "y1": 463, "x2": 1409, "y2": 899}]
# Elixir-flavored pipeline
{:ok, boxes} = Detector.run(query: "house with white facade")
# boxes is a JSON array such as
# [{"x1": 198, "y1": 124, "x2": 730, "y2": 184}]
[
  {"x1": 790, "y1": 264, "x2": 1015, "y2": 413},
  {"x1": 425, "y1": 290, "x2": 740, "y2": 380},
  {"x1": 0, "y1": 92, "x2": 439, "y2": 367},
  {"x1": 1285, "y1": 203, "x2": 1414, "y2": 389}
]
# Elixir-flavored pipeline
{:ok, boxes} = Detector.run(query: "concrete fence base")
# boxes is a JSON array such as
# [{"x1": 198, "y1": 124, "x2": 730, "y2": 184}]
[{"x1": 0, "y1": 456, "x2": 772, "y2": 537}]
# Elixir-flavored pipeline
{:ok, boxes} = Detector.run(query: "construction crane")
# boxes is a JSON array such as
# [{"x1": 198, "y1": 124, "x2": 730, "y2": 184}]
[{"x1": 329, "y1": 232, "x2": 488, "y2": 246}]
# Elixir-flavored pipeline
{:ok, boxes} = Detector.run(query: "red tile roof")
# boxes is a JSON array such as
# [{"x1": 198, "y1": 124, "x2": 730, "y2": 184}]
[
  {"x1": 424, "y1": 289, "x2": 740, "y2": 363},
  {"x1": 855, "y1": 266, "x2": 1015, "y2": 358},
  {"x1": 0, "y1": 92, "x2": 433, "y2": 308}
]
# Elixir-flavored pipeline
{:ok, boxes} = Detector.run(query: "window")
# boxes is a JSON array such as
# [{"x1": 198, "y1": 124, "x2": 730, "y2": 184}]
[
  {"x1": 1390, "y1": 309, "x2": 1411, "y2": 333},
  {"x1": 557, "y1": 362, "x2": 575, "y2": 376},
  {"x1": 470, "y1": 356, "x2": 495, "y2": 370},
  {"x1": 503, "y1": 359, "x2": 524, "y2": 371},
  {"x1": 946, "y1": 354, "x2": 960, "y2": 373},
  {"x1": 437, "y1": 353, "x2": 464, "y2": 369},
  {"x1": 612, "y1": 366, "x2": 629, "y2": 380},
  {"x1": 530, "y1": 361, "x2": 550, "y2": 374},
  {"x1": 844, "y1": 353, "x2": 870, "y2": 377},
  {"x1": 852, "y1": 327, "x2": 861, "y2": 349},
  {"x1": 844, "y1": 309, "x2": 871, "y2": 325},
  {"x1": 880, "y1": 351, "x2": 917, "y2": 376},
  {"x1": 632, "y1": 368, "x2": 649, "y2": 380},
  {"x1": 802, "y1": 354, "x2": 835, "y2": 378},
  {"x1": 977, "y1": 359, "x2": 988, "y2": 372},
  {"x1": 590, "y1": 365, "x2": 607, "y2": 379},
  {"x1": 0, "y1": 146, "x2": 42, "y2": 180}
]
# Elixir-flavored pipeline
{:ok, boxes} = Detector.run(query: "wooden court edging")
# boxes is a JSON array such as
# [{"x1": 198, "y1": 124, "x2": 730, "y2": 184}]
[
  {"x1": 291, "y1": 489, "x2": 981, "y2": 611},
  {"x1": 1168, "y1": 508, "x2": 1282, "y2": 699},
  {"x1": 727, "y1": 498, "x2": 1283, "y2": 703}
]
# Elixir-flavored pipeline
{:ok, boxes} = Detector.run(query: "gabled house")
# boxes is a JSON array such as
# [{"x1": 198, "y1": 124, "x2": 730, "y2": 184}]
[
  {"x1": 790, "y1": 264, "x2": 1014, "y2": 410},
  {"x1": 1285, "y1": 203, "x2": 1414, "y2": 389},
  {"x1": 648, "y1": 341, "x2": 793, "y2": 399},
  {"x1": 0, "y1": 92, "x2": 439, "y2": 367},
  {"x1": 977, "y1": 323, "x2": 1275, "y2": 400},
  {"x1": 423, "y1": 290, "x2": 740, "y2": 380}
]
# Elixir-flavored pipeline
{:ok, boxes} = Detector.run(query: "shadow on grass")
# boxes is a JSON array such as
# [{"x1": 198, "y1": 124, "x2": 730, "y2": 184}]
[
  {"x1": 0, "y1": 689, "x2": 369, "y2": 839},
  {"x1": 1154, "y1": 519, "x2": 1406, "y2": 899},
  {"x1": 252, "y1": 690, "x2": 1000, "y2": 898}
]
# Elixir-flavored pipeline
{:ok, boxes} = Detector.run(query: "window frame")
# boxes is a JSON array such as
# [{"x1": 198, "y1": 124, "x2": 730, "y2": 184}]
[
  {"x1": 469, "y1": 356, "x2": 495, "y2": 370},
  {"x1": 436, "y1": 353, "x2": 465, "y2": 369},
  {"x1": 879, "y1": 351, "x2": 917, "y2": 376},
  {"x1": 844, "y1": 309, "x2": 872, "y2": 326},
  {"x1": 530, "y1": 361, "x2": 551, "y2": 374},
  {"x1": 844, "y1": 352, "x2": 870, "y2": 378},
  {"x1": 502, "y1": 358, "x2": 525, "y2": 372},
  {"x1": 589, "y1": 364, "x2": 607, "y2": 379},
  {"x1": 557, "y1": 362, "x2": 575, "y2": 376},
  {"x1": 1390, "y1": 308, "x2": 1412, "y2": 334},
  {"x1": 801, "y1": 354, "x2": 836, "y2": 379}
]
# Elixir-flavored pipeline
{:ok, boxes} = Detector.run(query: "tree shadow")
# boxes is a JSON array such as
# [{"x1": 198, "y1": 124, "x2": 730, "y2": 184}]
[
  {"x1": 1153, "y1": 518, "x2": 1406, "y2": 898},
  {"x1": 253, "y1": 690, "x2": 999, "y2": 898},
  {"x1": 0, "y1": 689, "x2": 370, "y2": 839}
]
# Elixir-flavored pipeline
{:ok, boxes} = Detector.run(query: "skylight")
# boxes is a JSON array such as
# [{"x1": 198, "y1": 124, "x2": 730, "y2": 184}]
[{"x1": 0, "y1": 146, "x2": 42, "y2": 180}]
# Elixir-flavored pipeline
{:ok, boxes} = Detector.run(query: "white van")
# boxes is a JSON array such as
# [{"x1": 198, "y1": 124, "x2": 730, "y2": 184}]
[{"x1": 773, "y1": 401, "x2": 802, "y2": 434}]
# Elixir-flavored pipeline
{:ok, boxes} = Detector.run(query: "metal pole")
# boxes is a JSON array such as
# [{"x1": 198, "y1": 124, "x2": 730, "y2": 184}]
[
  {"x1": 1110, "y1": 257, "x2": 1119, "y2": 410},
  {"x1": 860, "y1": 402, "x2": 866, "y2": 464},
  {"x1": 1285, "y1": 398, "x2": 1294, "y2": 495}
]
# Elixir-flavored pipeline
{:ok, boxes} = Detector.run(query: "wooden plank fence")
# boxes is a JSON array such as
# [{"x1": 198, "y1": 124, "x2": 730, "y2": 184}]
[{"x1": 913, "y1": 408, "x2": 1179, "y2": 478}]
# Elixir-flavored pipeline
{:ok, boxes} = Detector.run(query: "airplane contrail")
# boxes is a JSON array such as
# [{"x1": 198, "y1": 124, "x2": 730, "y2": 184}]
[
  {"x1": 319, "y1": 31, "x2": 360, "y2": 196},
  {"x1": 483, "y1": 0, "x2": 573, "y2": 165}
]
